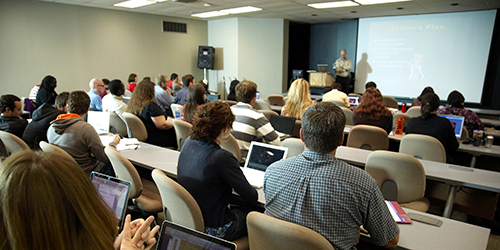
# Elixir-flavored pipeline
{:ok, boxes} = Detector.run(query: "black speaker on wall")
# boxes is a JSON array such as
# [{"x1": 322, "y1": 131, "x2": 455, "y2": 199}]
[{"x1": 197, "y1": 46, "x2": 215, "y2": 69}]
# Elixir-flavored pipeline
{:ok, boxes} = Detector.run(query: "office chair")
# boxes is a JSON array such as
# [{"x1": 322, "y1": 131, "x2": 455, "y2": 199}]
[
  {"x1": 346, "y1": 125, "x2": 389, "y2": 151},
  {"x1": 260, "y1": 110, "x2": 279, "y2": 121},
  {"x1": 341, "y1": 107, "x2": 354, "y2": 125},
  {"x1": 0, "y1": 131, "x2": 29, "y2": 156},
  {"x1": 39, "y1": 141, "x2": 77, "y2": 165},
  {"x1": 283, "y1": 138, "x2": 305, "y2": 158},
  {"x1": 172, "y1": 119, "x2": 192, "y2": 151},
  {"x1": 291, "y1": 120, "x2": 302, "y2": 138},
  {"x1": 383, "y1": 96, "x2": 399, "y2": 109},
  {"x1": 392, "y1": 113, "x2": 411, "y2": 129},
  {"x1": 122, "y1": 112, "x2": 148, "y2": 141},
  {"x1": 0, "y1": 139, "x2": 8, "y2": 158},
  {"x1": 220, "y1": 133, "x2": 242, "y2": 162},
  {"x1": 267, "y1": 94, "x2": 285, "y2": 106},
  {"x1": 254, "y1": 100, "x2": 272, "y2": 111},
  {"x1": 108, "y1": 111, "x2": 128, "y2": 137},
  {"x1": 224, "y1": 100, "x2": 238, "y2": 106},
  {"x1": 406, "y1": 106, "x2": 421, "y2": 118},
  {"x1": 399, "y1": 134, "x2": 446, "y2": 163}
]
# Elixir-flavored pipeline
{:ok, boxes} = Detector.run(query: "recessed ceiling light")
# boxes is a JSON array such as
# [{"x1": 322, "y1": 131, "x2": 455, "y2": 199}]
[
  {"x1": 191, "y1": 11, "x2": 229, "y2": 18},
  {"x1": 219, "y1": 6, "x2": 262, "y2": 14},
  {"x1": 354, "y1": 0, "x2": 411, "y2": 5},
  {"x1": 114, "y1": 0, "x2": 156, "y2": 8},
  {"x1": 308, "y1": 1, "x2": 359, "y2": 9}
]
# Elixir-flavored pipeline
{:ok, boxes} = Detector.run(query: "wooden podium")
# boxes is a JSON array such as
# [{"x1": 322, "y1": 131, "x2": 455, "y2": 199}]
[{"x1": 309, "y1": 72, "x2": 333, "y2": 88}]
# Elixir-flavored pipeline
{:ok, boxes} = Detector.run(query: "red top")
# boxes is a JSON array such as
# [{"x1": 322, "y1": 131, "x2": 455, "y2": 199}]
[
  {"x1": 167, "y1": 79, "x2": 173, "y2": 89},
  {"x1": 127, "y1": 83, "x2": 137, "y2": 92}
]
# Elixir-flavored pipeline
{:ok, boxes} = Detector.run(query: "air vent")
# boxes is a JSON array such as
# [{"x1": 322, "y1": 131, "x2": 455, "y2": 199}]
[{"x1": 162, "y1": 21, "x2": 187, "y2": 33}]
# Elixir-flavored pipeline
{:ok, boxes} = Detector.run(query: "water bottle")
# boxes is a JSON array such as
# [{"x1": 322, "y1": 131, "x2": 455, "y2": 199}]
[
  {"x1": 395, "y1": 117, "x2": 404, "y2": 135},
  {"x1": 402, "y1": 103, "x2": 407, "y2": 113},
  {"x1": 175, "y1": 110, "x2": 181, "y2": 119}
]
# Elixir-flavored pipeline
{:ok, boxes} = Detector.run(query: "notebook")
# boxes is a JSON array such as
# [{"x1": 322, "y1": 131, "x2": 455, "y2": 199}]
[
  {"x1": 241, "y1": 142, "x2": 288, "y2": 189},
  {"x1": 385, "y1": 201, "x2": 412, "y2": 224},
  {"x1": 437, "y1": 114, "x2": 465, "y2": 138},
  {"x1": 87, "y1": 111, "x2": 111, "y2": 134},
  {"x1": 270, "y1": 115, "x2": 296, "y2": 136},
  {"x1": 348, "y1": 96, "x2": 360, "y2": 106},
  {"x1": 156, "y1": 220, "x2": 236, "y2": 250},
  {"x1": 90, "y1": 172, "x2": 131, "y2": 230}
]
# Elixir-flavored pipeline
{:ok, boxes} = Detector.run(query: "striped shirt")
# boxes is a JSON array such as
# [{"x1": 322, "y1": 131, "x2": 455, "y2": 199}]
[{"x1": 230, "y1": 102, "x2": 280, "y2": 158}]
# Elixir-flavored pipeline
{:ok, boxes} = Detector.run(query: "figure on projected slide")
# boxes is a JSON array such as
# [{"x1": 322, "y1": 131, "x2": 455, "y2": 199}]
[
  {"x1": 334, "y1": 49, "x2": 353, "y2": 94},
  {"x1": 407, "y1": 54, "x2": 424, "y2": 80}
]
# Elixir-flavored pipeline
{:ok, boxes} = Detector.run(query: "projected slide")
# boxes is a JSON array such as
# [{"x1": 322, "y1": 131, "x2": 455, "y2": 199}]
[{"x1": 355, "y1": 10, "x2": 496, "y2": 103}]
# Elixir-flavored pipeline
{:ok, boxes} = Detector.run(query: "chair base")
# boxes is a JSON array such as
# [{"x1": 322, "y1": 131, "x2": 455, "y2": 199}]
[{"x1": 400, "y1": 197, "x2": 430, "y2": 212}]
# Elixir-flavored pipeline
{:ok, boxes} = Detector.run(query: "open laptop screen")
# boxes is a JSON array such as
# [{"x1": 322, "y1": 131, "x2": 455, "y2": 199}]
[
  {"x1": 156, "y1": 220, "x2": 236, "y2": 250},
  {"x1": 348, "y1": 96, "x2": 359, "y2": 106},
  {"x1": 87, "y1": 111, "x2": 110, "y2": 134},
  {"x1": 244, "y1": 142, "x2": 288, "y2": 172},
  {"x1": 438, "y1": 114, "x2": 465, "y2": 138}
]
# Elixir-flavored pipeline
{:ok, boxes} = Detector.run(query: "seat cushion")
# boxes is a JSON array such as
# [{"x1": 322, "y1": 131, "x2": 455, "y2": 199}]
[{"x1": 400, "y1": 197, "x2": 430, "y2": 212}]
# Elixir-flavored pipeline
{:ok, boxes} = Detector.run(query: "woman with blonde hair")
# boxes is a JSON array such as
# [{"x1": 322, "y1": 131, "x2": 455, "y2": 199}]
[
  {"x1": 0, "y1": 150, "x2": 159, "y2": 250},
  {"x1": 282, "y1": 79, "x2": 314, "y2": 120}
]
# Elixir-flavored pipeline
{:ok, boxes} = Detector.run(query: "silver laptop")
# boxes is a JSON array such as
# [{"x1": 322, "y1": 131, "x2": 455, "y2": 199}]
[
  {"x1": 438, "y1": 114, "x2": 465, "y2": 138},
  {"x1": 241, "y1": 142, "x2": 288, "y2": 189},
  {"x1": 87, "y1": 111, "x2": 111, "y2": 134}
]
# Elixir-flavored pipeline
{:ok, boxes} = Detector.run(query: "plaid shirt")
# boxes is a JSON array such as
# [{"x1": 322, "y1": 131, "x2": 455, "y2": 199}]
[{"x1": 264, "y1": 150, "x2": 399, "y2": 250}]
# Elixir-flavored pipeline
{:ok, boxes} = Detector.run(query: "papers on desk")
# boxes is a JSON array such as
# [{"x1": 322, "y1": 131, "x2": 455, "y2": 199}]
[
  {"x1": 385, "y1": 201, "x2": 412, "y2": 224},
  {"x1": 100, "y1": 136, "x2": 140, "y2": 151}
]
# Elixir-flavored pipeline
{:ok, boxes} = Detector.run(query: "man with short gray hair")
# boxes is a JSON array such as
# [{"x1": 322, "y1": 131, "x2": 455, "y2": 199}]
[
  {"x1": 264, "y1": 102, "x2": 399, "y2": 250},
  {"x1": 87, "y1": 78, "x2": 105, "y2": 111},
  {"x1": 155, "y1": 74, "x2": 174, "y2": 115}
]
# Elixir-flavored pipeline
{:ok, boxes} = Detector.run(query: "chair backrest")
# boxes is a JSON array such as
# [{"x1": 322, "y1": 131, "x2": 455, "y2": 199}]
[
  {"x1": 348, "y1": 93, "x2": 362, "y2": 98},
  {"x1": 109, "y1": 112, "x2": 128, "y2": 137},
  {"x1": 152, "y1": 169, "x2": 204, "y2": 232},
  {"x1": 460, "y1": 127, "x2": 469, "y2": 140},
  {"x1": 39, "y1": 141, "x2": 78, "y2": 165},
  {"x1": 392, "y1": 113, "x2": 411, "y2": 129},
  {"x1": 406, "y1": 106, "x2": 421, "y2": 118},
  {"x1": 121, "y1": 112, "x2": 148, "y2": 141},
  {"x1": 0, "y1": 139, "x2": 9, "y2": 158},
  {"x1": 220, "y1": 133, "x2": 241, "y2": 162},
  {"x1": 267, "y1": 94, "x2": 285, "y2": 106},
  {"x1": 340, "y1": 107, "x2": 353, "y2": 125},
  {"x1": 172, "y1": 120, "x2": 192, "y2": 151},
  {"x1": 247, "y1": 212, "x2": 335, "y2": 250},
  {"x1": 346, "y1": 125, "x2": 389, "y2": 151},
  {"x1": 260, "y1": 110, "x2": 279, "y2": 121},
  {"x1": 291, "y1": 120, "x2": 302, "y2": 138},
  {"x1": 104, "y1": 145, "x2": 143, "y2": 198},
  {"x1": 383, "y1": 96, "x2": 399, "y2": 109},
  {"x1": 170, "y1": 104, "x2": 183, "y2": 119},
  {"x1": 366, "y1": 151, "x2": 426, "y2": 204},
  {"x1": 0, "y1": 131, "x2": 29, "y2": 155},
  {"x1": 283, "y1": 138, "x2": 305, "y2": 158},
  {"x1": 326, "y1": 100, "x2": 346, "y2": 108},
  {"x1": 254, "y1": 100, "x2": 271, "y2": 111},
  {"x1": 399, "y1": 134, "x2": 446, "y2": 163},
  {"x1": 224, "y1": 100, "x2": 238, "y2": 106}
]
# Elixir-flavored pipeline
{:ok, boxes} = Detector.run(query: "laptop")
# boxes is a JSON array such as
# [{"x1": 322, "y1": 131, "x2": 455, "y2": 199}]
[
  {"x1": 206, "y1": 94, "x2": 219, "y2": 103},
  {"x1": 348, "y1": 96, "x2": 360, "y2": 106},
  {"x1": 438, "y1": 114, "x2": 465, "y2": 138},
  {"x1": 269, "y1": 115, "x2": 296, "y2": 136},
  {"x1": 241, "y1": 142, "x2": 288, "y2": 189},
  {"x1": 87, "y1": 111, "x2": 111, "y2": 134},
  {"x1": 90, "y1": 172, "x2": 131, "y2": 231},
  {"x1": 317, "y1": 64, "x2": 330, "y2": 73},
  {"x1": 156, "y1": 220, "x2": 236, "y2": 250}
]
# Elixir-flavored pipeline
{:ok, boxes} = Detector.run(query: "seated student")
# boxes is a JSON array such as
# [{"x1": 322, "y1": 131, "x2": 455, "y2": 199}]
[
  {"x1": 0, "y1": 94, "x2": 28, "y2": 138},
  {"x1": 22, "y1": 92, "x2": 68, "y2": 149},
  {"x1": 154, "y1": 74, "x2": 174, "y2": 115},
  {"x1": 36, "y1": 75, "x2": 58, "y2": 107},
  {"x1": 437, "y1": 90, "x2": 484, "y2": 138},
  {"x1": 174, "y1": 74, "x2": 195, "y2": 105},
  {"x1": 167, "y1": 73, "x2": 179, "y2": 90},
  {"x1": 177, "y1": 101, "x2": 257, "y2": 241},
  {"x1": 127, "y1": 73, "x2": 138, "y2": 92},
  {"x1": 230, "y1": 80, "x2": 280, "y2": 158},
  {"x1": 181, "y1": 83, "x2": 206, "y2": 124},
  {"x1": 412, "y1": 86, "x2": 434, "y2": 107},
  {"x1": 406, "y1": 93, "x2": 459, "y2": 162},
  {"x1": 47, "y1": 91, "x2": 117, "y2": 176},
  {"x1": 102, "y1": 79, "x2": 128, "y2": 114},
  {"x1": 264, "y1": 102, "x2": 400, "y2": 250},
  {"x1": 281, "y1": 78, "x2": 314, "y2": 119},
  {"x1": 127, "y1": 80, "x2": 177, "y2": 149},
  {"x1": 99, "y1": 78, "x2": 110, "y2": 98},
  {"x1": 88, "y1": 78, "x2": 105, "y2": 111},
  {"x1": 0, "y1": 150, "x2": 159, "y2": 250},
  {"x1": 353, "y1": 88, "x2": 393, "y2": 134},
  {"x1": 365, "y1": 81, "x2": 377, "y2": 90},
  {"x1": 322, "y1": 82, "x2": 350, "y2": 108},
  {"x1": 227, "y1": 79, "x2": 239, "y2": 102}
]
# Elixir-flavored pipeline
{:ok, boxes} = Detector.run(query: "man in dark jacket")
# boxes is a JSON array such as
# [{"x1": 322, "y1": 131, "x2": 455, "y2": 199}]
[
  {"x1": 0, "y1": 94, "x2": 28, "y2": 138},
  {"x1": 22, "y1": 92, "x2": 69, "y2": 149}
]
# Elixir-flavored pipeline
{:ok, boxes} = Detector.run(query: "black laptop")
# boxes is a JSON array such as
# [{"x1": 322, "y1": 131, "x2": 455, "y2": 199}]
[{"x1": 270, "y1": 115, "x2": 296, "y2": 135}]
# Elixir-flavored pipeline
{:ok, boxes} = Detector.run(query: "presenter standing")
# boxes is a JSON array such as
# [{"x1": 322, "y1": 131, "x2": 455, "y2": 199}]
[{"x1": 334, "y1": 49, "x2": 352, "y2": 94}]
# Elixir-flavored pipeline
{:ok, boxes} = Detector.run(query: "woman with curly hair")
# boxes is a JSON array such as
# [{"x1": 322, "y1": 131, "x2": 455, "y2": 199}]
[
  {"x1": 176, "y1": 101, "x2": 257, "y2": 241},
  {"x1": 282, "y1": 78, "x2": 314, "y2": 120},
  {"x1": 353, "y1": 88, "x2": 393, "y2": 134}
]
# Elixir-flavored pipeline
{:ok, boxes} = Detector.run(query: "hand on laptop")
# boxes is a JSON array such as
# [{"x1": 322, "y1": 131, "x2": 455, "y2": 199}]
[{"x1": 115, "y1": 215, "x2": 160, "y2": 250}]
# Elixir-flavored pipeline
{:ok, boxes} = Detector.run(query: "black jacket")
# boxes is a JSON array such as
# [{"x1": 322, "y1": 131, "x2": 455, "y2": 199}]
[
  {"x1": 36, "y1": 87, "x2": 57, "y2": 107},
  {"x1": 22, "y1": 103, "x2": 64, "y2": 149},
  {"x1": 0, "y1": 116, "x2": 28, "y2": 139}
]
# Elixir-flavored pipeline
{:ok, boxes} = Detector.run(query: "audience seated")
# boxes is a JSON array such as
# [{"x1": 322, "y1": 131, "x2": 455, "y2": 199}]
[
  {"x1": 230, "y1": 80, "x2": 280, "y2": 158},
  {"x1": 353, "y1": 88, "x2": 393, "y2": 134},
  {"x1": 181, "y1": 83, "x2": 206, "y2": 124},
  {"x1": 227, "y1": 79, "x2": 239, "y2": 102},
  {"x1": 154, "y1": 74, "x2": 174, "y2": 115},
  {"x1": 412, "y1": 86, "x2": 434, "y2": 107},
  {"x1": 28, "y1": 84, "x2": 40, "y2": 102},
  {"x1": 171, "y1": 73, "x2": 183, "y2": 97},
  {"x1": 264, "y1": 102, "x2": 400, "y2": 250},
  {"x1": 36, "y1": 75, "x2": 58, "y2": 107},
  {"x1": 437, "y1": 90, "x2": 484, "y2": 138},
  {"x1": 365, "y1": 81, "x2": 377, "y2": 90},
  {"x1": 0, "y1": 150, "x2": 158, "y2": 250},
  {"x1": 406, "y1": 93, "x2": 459, "y2": 163},
  {"x1": 127, "y1": 73, "x2": 138, "y2": 92},
  {"x1": 22, "y1": 92, "x2": 68, "y2": 149},
  {"x1": 127, "y1": 80, "x2": 177, "y2": 149},
  {"x1": 99, "y1": 78, "x2": 110, "y2": 98},
  {"x1": 177, "y1": 101, "x2": 257, "y2": 241},
  {"x1": 88, "y1": 78, "x2": 105, "y2": 111},
  {"x1": 174, "y1": 74, "x2": 195, "y2": 105},
  {"x1": 48, "y1": 91, "x2": 116, "y2": 176},
  {"x1": 282, "y1": 78, "x2": 314, "y2": 119},
  {"x1": 167, "y1": 73, "x2": 179, "y2": 90},
  {"x1": 322, "y1": 82, "x2": 350, "y2": 108},
  {"x1": 0, "y1": 94, "x2": 28, "y2": 138},
  {"x1": 102, "y1": 79, "x2": 128, "y2": 114}
]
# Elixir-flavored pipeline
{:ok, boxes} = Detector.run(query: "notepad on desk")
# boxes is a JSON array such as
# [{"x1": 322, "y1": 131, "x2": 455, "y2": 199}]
[{"x1": 385, "y1": 201, "x2": 412, "y2": 224}]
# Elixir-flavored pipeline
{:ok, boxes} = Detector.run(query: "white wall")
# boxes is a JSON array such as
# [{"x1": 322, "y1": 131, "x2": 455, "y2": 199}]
[{"x1": 0, "y1": 0, "x2": 208, "y2": 98}]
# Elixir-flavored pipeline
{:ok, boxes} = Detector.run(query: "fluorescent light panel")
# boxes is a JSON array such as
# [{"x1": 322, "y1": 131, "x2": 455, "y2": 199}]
[
  {"x1": 308, "y1": 1, "x2": 359, "y2": 9},
  {"x1": 220, "y1": 6, "x2": 262, "y2": 14},
  {"x1": 355, "y1": 0, "x2": 411, "y2": 5},
  {"x1": 192, "y1": 11, "x2": 229, "y2": 18},
  {"x1": 114, "y1": 0, "x2": 156, "y2": 8}
]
